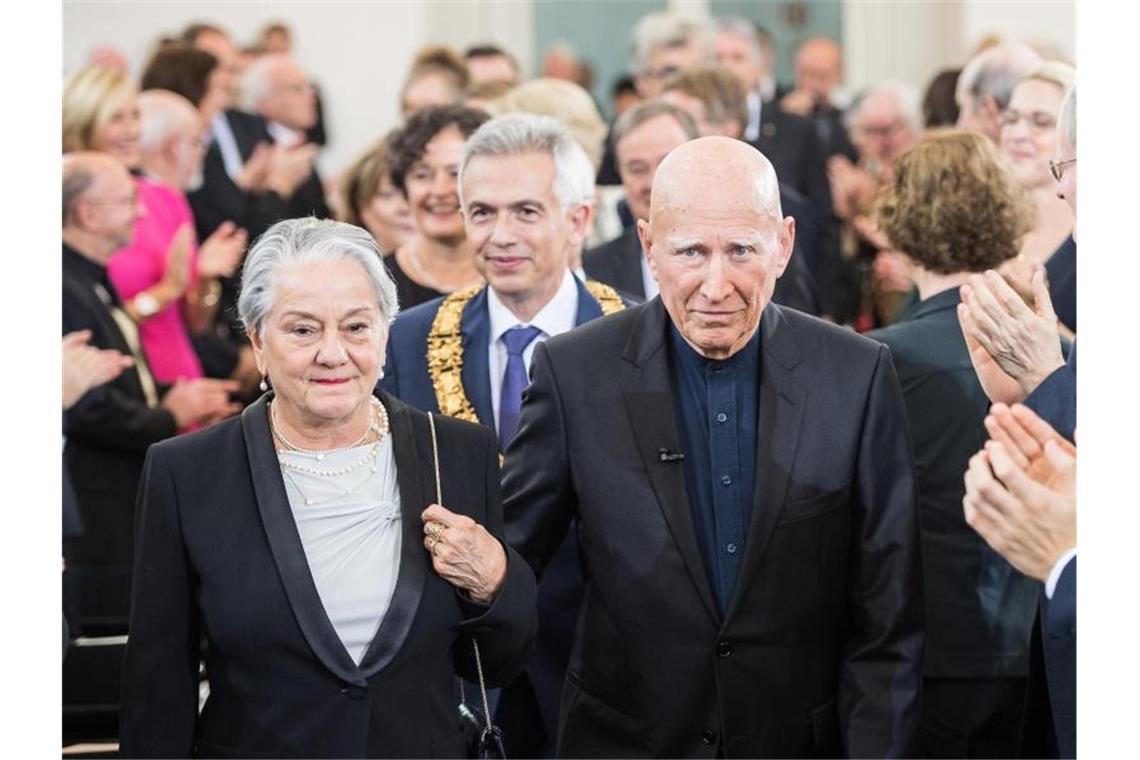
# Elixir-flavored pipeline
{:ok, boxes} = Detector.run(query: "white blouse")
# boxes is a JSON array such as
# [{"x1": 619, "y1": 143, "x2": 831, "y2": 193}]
[{"x1": 278, "y1": 435, "x2": 403, "y2": 665}]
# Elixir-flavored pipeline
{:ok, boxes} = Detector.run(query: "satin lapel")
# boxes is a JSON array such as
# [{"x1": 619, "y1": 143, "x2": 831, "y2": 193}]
[
  {"x1": 239, "y1": 395, "x2": 366, "y2": 687},
  {"x1": 573, "y1": 276, "x2": 604, "y2": 325},
  {"x1": 622, "y1": 303, "x2": 720, "y2": 623},
  {"x1": 724, "y1": 306, "x2": 807, "y2": 623},
  {"x1": 359, "y1": 392, "x2": 429, "y2": 677},
  {"x1": 460, "y1": 288, "x2": 496, "y2": 428}
]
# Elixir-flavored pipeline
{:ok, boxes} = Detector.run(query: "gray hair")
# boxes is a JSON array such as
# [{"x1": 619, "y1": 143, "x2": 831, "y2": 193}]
[
  {"x1": 1059, "y1": 84, "x2": 1076, "y2": 148},
  {"x1": 238, "y1": 217, "x2": 400, "y2": 335},
  {"x1": 630, "y1": 10, "x2": 711, "y2": 73},
  {"x1": 138, "y1": 89, "x2": 199, "y2": 153},
  {"x1": 612, "y1": 100, "x2": 699, "y2": 149},
  {"x1": 957, "y1": 43, "x2": 1043, "y2": 112},
  {"x1": 714, "y1": 16, "x2": 765, "y2": 68},
  {"x1": 458, "y1": 113, "x2": 595, "y2": 209},
  {"x1": 847, "y1": 81, "x2": 923, "y2": 135},
  {"x1": 62, "y1": 157, "x2": 95, "y2": 226},
  {"x1": 240, "y1": 54, "x2": 288, "y2": 113}
]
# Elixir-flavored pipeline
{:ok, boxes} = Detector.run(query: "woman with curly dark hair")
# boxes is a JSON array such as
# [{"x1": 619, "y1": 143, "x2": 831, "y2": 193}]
[
  {"x1": 385, "y1": 104, "x2": 489, "y2": 308},
  {"x1": 867, "y1": 128, "x2": 1037, "y2": 759}
]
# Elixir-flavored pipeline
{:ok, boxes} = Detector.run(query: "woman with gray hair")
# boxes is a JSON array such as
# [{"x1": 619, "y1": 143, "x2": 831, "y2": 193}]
[{"x1": 119, "y1": 216, "x2": 537, "y2": 758}]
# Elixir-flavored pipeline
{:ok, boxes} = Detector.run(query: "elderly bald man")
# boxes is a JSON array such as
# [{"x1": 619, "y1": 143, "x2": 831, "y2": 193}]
[{"x1": 503, "y1": 136, "x2": 923, "y2": 757}]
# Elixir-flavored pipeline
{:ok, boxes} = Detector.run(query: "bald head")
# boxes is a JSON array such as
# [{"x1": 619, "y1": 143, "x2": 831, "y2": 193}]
[
  {"x1": 63, "y1": 152, "x2": 128, "y2": 225},
  {"x1": 138, "y1": 90, "x2": 201, "y2": 152},
  {"x1": 63, "y1": 151, "x2": 140, "y2": 256},
  {"x1": 650, "y1": 136, "x2": 782, "y2": 223},
  {"x1": 638, "y1": 136, "x2": 793, "y2": 361}
]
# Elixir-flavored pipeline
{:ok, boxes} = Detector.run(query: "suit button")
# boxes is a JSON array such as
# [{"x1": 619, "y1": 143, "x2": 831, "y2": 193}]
[
  {"x1": 340, "y1": 685, "x2": 368, "y2": 701},
  {"x1": 700, "y1": 728, "x2": 716, "y2": 745},
  {"x1": 717, "y1": 640, "x2": 733, "y2": 657}
]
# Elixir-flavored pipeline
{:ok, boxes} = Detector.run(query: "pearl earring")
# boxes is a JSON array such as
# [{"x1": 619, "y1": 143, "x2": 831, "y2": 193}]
[
  {"x1": 377, "y1": 368, "x2": 385, "y2": 381},
  {"x1": 259, "y1": 376, "x2": 269, "y2": 392}
]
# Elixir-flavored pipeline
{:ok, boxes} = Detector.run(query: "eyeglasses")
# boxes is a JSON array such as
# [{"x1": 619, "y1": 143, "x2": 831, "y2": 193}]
[
  {"x1": 84, "y1": 191, "x2": 139, "y2": 207},
  {"x1": 1049, "y1": 157, "x2": 1077, "y2": 182},
  {"x1": 998, "y1": 109, "x2": 1057, "y2": 134}
]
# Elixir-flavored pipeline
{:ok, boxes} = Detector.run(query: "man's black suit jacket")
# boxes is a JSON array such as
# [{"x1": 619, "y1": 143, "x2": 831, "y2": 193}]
[
  {"x1": 62, "y1": 245, "x2": 177, "y2": 629},
  {"x1": 119, "y1": 392, "x2": 538, "y2": 758},
  {"x1": 750, "y1": 103, "x2": 833, "y2": 218},
  {"x1": 502, "y1": 299, "x2": 924, "y2": 757},
  {"x1": 582, "y1": 224, "x2": 821, "y2": 316}
]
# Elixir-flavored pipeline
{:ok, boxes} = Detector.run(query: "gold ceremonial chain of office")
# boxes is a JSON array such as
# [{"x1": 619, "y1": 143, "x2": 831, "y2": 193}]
[{"x1": 425, "y1": 280, "x2": 626, "y2": 427}]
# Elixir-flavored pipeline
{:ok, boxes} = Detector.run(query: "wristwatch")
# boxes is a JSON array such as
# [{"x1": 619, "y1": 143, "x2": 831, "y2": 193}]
[{"x1": 133, "y1": 291, "x2": 161, "y2": 318}]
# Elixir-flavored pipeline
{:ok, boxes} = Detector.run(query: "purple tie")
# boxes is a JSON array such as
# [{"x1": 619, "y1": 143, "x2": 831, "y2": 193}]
[{"x1": 498, "y1": 325, "x2": 542, "y2": 450}]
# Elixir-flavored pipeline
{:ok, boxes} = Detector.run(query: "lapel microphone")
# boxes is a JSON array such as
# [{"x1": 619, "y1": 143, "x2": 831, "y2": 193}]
[{"x1": 659, "y1": 447, "x2": 685, "y2": 463}]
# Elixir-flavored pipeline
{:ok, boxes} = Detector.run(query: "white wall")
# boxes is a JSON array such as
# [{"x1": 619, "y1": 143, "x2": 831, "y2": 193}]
[
  {"x1": 961, "y1": 0, "x2": 1075, "y2": 62},
  {"x1": 63, "y1": 1, "x2": 430, "y2": 179}
]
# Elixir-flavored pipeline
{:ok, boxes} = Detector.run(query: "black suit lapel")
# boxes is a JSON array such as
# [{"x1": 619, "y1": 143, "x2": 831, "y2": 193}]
[
  {"x1": 724, "y1": 306, "x2": 807, "y2": 622},
  {"x1": 240, "y1": 395, "x2": 367, "y2": 686},
  {"x1": 359, "y1": 393, "x2": 429, "y2": 677},
  {"x1": 622, "y1": 302, "x2": 720, "y2": 623}
]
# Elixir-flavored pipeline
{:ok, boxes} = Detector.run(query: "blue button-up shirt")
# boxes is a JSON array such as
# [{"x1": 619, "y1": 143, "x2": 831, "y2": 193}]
[{"x1": 669, "y1": 324, "x2": 761, "y2": 614}]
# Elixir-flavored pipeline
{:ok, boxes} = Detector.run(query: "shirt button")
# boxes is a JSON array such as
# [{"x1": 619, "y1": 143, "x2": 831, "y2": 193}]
[
  {"x1": 716, "y1": 412, "x2": 728, "y2": 424},
  {"x1": 726, "y1": 543, "x2": 737, "y2": 555},
  {"x1": 717, "y1": 640, "x2": 733, "y2": 657},
  {"x1": 700, "y1": 728, "x2": 717, "y2": 745},
  {"x1": 721, "y1": 475, "x2": 732, "y2": 487}
]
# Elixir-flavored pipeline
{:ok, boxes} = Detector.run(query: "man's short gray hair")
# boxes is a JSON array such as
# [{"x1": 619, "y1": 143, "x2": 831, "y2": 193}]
[
  {"x1": 630, "y1": 10, "x2": 711, "y2": 73},
  {"x1": 612, "y1": 100, "x2": 699, "y2": 152},
  {"x1": 238, "y1": 217, "x2": 400, "y2": 336},
  {"x1": 1059, "y1": 84, "x2": 1076, "y2": 148},
  {"x1": 458, "y1": 113, "x2": 595, "y2": 209},
  {"x1": 714, "y1": 16, "x2": 765, "y2": 68},
  {"x1": 957, "y1": 43, "x2": 1043, "y2": 112},
  {"x1": 847, "y1": 81, "x2": 923, "y2": 135},
  {"x1": 241, "y1": 54, "x2": 288, "y2": 113},
  {"x1": 138, "y1": 90, "x2": 200, "y2": 154}
]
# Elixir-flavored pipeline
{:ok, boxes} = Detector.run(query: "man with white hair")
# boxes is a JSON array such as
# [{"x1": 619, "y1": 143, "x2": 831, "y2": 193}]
[
  {"x1": 381, "y1": 114, "x2": 636, "y2": 756},
  {"x1": 630, "y1": 9, "x2": 712, "y2": 98},
  {"x1": 503, "y1": 136, "x2": 922, "y2": 757},
  {"x1": 956, "y1": 42, "x2": 1044, "y2": 143}
]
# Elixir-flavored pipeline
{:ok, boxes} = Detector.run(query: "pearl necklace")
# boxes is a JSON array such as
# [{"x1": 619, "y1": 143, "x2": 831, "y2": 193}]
[{"x1": 271, "y1": 397, "x2": 389, "y2": 461}]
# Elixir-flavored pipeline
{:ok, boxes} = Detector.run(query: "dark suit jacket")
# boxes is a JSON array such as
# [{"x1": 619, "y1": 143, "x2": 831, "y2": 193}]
[
  {"x1": 750, "y1": 103, "x2": 833, "y2": 218},
  {"x1": 1025, "y1": 343, "x2": 1076, "y2": 443},
  {"x1": 62, "y1": 245, "x2": 177, "y2": 628},
  {"x1": 1043, "y1": 558, "x2": 1076, "y2": 758},
  {"x1": 502, "y1": 299, "x2": 924, "y2": 758},
  {"x1": 869, "y1": 289, "x2": 1038, "y2": 677},
  {"x1": 1045, "y1": 235, "x2": 1076, "y2": 333},
  {"x1": 119, "y1": 392, "x2": 537, "y2": 758},
  {"x1": 381, "y1": 277, "x2": 632, "y2": 756},
  {"x1": 582, "y1": 223, "x2": 821, "y2": 316}
]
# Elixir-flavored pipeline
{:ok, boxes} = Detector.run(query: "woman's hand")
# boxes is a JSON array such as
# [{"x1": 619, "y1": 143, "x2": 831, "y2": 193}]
[
  {"x1": 422, "y1": 504, "x2": 507, "y2": 604},
  {"x1": 197, "y1": 221, "x2": 248, "y2": 279}
]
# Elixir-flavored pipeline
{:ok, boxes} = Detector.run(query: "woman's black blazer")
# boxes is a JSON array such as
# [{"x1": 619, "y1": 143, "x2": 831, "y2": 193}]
[{"x1": 119, "y1": 391, "x2": 537, "y2": 758}]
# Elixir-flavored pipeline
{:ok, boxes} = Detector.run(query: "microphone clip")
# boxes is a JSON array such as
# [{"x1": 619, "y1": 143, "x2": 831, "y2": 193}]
[{"x1": 658, "y1": 447, "x2": 685, "y2": 463}]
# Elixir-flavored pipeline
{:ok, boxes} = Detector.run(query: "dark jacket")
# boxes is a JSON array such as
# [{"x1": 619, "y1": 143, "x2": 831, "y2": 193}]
[
  {"x1": 503, "y1": 299, "x2": 924, "y2": 758},
  {"x1": 869, "y1": 289, "x2": 1038, "y2": 677},
  {"x1": 62, "y1": 244, "x2": 177, "y2": 628},
  {"x1": 119, "y1": 392, "x2": 538, "y2": 758}
]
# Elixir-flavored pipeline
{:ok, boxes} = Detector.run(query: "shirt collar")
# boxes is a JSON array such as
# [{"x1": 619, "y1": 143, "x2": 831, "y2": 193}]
[
  {"x1": 63, "y1": 243, "x2": 122, "y2": 306},
  {"x1": 898, "y1": 286, "x2": 961, "y2": 323},
  {"x1": 267, "y1": 120, "x2": 304, "y2": 147},
  {"x1": 488, "y1": 269, "x2": 579, "y2": 345}
]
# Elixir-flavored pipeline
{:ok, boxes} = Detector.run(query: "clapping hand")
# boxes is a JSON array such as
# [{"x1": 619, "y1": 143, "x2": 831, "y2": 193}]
[
  {"x1": 197, "y1": 221, "x2": 248, "y2": 279},
  {"x1": 62, "y1": 330, "x2": 134, "y2": 409}
]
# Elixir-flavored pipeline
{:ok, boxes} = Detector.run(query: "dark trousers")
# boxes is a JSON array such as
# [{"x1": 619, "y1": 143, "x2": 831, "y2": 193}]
[{"x1": 919, "y1": 676, "x2": 1027, "y2": 758}]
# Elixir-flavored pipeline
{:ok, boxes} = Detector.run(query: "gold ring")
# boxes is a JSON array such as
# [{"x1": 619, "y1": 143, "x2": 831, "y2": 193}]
[{"x1": 427, "y1": 536, "x2": 439, "y2": 552}]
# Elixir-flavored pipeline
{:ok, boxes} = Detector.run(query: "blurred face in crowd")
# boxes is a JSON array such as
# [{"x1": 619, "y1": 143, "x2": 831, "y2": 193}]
[
  {"x1": 467, "y1": 54, "x2": 517, "y2": 87},
  {"x1": 361, "y1": 173, "x2": 415, "y2": 253},
  {"x1": 1052, "y1": 131, "x2": 1076, "y2": 223},
  {"x1": 1000, "y1": 79, "x2": 1064, "y2": 191},
  {"x1": 638, "y1": 40, "x2": 707, "y2": 98},
  {"x1": 463, "y1": 151, "x2": 588, "y2": 307},
  {"x1": 199, "y1": 67, "x2": 232, "y2": 125},
  {"x1": 172, "y1": 123, "x2": 210, "y2": 191},
  {"x1": 405, "y1": 125, "x2": 467, "y2": 245},
  {"x1": 612, "y1": 88, "x2": 640, "y2": 118},
  {"x1": 193, "y1": 29, "x2": 242, "y2": 104},
  {"x1": 616, "y1": 114, "x2": 692, "y2": 223},
  {"x1": 401, "y1": 72, "x2": 457, "y2": 118},
  {"x1": 661, "y1": 89, "x2": 740, "y2": 138},
  {"x1": 639, "y1": 138, "x2": 793, "y2": 360},
  {"x1": 714, "y1": 30, "x2": 763, "y2": 92},
  {"x1": 851, "y1": 92, "x2": 918, "y2": 168},
  {"x1": 263, "y1": 29, "x2": 291, "y2": 55},
  {"x1": 90, "y1": 90, "x2": 143, "y2": 170},
  {"x1": 70, "y1": 157, "x2": 145, "y2": 254},
  {"x1": 261, "y1": 58, "x2": 317, "y2": 131},
  {"x1": 250, "y1": 258, "x2": 387, "y2": 432},
  {"x1": 795, "y1": 38, "x2": 842, "y2": 103}
]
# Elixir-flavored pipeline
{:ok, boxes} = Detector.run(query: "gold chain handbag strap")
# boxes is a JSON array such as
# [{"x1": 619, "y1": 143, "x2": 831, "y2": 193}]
[{"x1": 427, "y1": 413, "x2": 497, "y2": 745}]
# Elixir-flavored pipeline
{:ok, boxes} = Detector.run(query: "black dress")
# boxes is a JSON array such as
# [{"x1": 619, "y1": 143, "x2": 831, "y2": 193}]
[{"x1": 384, "y1": 254, "x2": 445, "y2": 311}]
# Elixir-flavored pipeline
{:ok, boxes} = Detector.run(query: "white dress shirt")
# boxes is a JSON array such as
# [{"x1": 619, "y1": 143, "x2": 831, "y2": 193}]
[
  {"x1": 487, "y1": 269, "x2": 580, "y2": 432},
  {"x1": 1045, "y1": 548, "x2": 1077, "y2": 600},
  {"x1": 267, "y1": 120, "x2": 305, "y2": 148},
  {"x1": 210, "y1": 111, "x2": 245, "y2": 182},
  {"x1": 641, "y1": 256, "x2": 660, "y2": 300}
]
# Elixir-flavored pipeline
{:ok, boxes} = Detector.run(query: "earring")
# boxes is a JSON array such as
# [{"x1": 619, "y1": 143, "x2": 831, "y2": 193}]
[
  {"x1": 377, "y1": 368, "x2": 385, "y2": 381},
  {"x1": 259, "y1": 376, "x2": 269, "y2": 392}
]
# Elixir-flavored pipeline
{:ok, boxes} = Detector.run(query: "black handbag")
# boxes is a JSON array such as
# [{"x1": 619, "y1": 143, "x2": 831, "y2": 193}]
[{"x1": 427, "y1": 413, "x2": 507, "y2": 760}]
